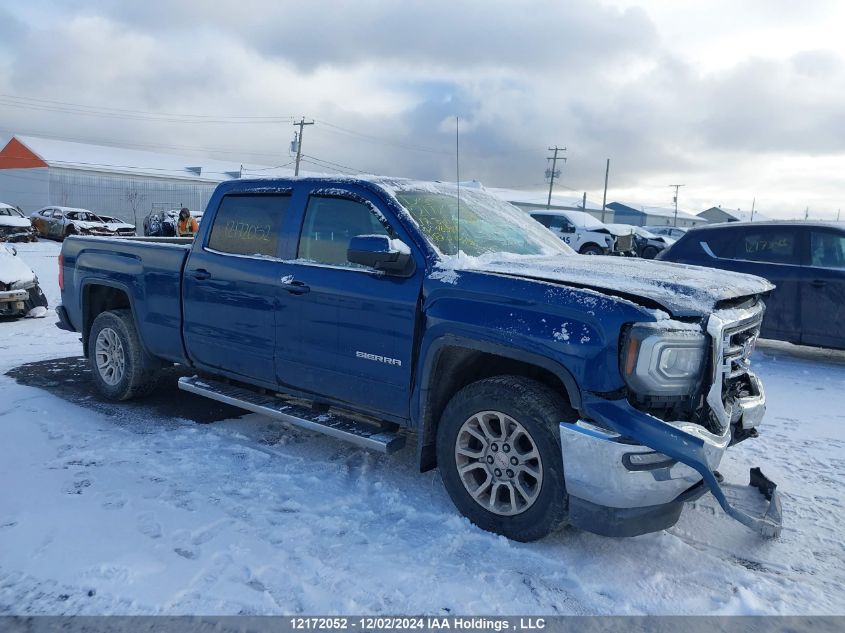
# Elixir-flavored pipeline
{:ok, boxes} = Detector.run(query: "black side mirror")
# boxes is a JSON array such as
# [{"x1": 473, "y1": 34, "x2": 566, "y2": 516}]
[{"x1": 347, "y1": 234, "x2": 412, "y2": 273}]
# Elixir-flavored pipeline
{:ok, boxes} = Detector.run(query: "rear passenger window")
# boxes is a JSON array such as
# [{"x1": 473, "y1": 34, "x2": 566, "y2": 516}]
[
  {"x1": 810, "y1": 231, "x2": 845, "y2": 269},
  {"x1": 733, "y1": 229, "x2": 798, "y2": 264},
  {"x1": 699, "y1": 230, "x2": 736, "y2": 257},
  {"x1": 207, "y1": 194, "x2": 289, "y2": 257},
  {"x1": 297, "y1": 195, "x2": 389, "y2": 267}
]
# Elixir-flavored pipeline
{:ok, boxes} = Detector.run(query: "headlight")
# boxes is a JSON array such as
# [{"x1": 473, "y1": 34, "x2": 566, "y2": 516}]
[{"x1": 622, "y1": 323, "x2": 707, "y2": 396}]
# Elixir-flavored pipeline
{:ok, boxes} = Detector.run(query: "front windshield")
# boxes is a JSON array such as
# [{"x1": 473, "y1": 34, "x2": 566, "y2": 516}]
[{"x1": 392, "y1": 186, "x2": 572, "y2": 257}]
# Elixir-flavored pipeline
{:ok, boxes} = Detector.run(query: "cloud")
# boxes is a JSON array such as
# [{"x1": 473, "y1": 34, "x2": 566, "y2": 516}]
[{"x1": 1, "y1": 1, "x2": 844, "y2": 217}]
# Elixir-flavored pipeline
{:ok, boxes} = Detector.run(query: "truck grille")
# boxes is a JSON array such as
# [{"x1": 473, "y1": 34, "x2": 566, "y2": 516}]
[
  {"x1": 615, "y1": 233, "x2": 634, "y2": 252},
  {"x1": 705, "y1": 304, "x2": 765, "y2": 432}
]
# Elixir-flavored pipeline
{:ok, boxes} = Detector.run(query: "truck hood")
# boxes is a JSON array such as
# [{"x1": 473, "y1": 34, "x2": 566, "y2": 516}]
[{"x1": 452, "y1": 255, "x2": 774, "y2": 317}]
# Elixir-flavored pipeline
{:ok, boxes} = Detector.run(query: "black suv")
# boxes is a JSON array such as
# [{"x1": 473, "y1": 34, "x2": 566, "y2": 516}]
[{"x1": 659, "y1": 221, "x2": 845, "y2": 350}]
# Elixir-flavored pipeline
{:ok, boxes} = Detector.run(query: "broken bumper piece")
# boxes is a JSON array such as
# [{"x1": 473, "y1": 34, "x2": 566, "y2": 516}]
[{"x1": 560, "y1": 394, "x2": 783, "y2": 538}]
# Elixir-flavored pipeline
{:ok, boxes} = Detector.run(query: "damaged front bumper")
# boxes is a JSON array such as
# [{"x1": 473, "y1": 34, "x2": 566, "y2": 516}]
[
  {"x1": 0, "y1": 288, "x2": 30, "y2": 316},
  {"x1": 560, "y1": 374, "x2": 782, "y2": 538}
]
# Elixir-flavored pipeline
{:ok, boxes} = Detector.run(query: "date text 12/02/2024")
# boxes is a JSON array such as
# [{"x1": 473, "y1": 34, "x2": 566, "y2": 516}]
[{"x1": 289, "y1": 617, "x2": 547, "y2": 631}]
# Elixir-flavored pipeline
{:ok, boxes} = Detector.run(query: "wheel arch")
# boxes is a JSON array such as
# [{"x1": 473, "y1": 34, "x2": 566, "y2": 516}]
[
  {"x1": 415, "y1": 335, "x2": 581, "y2": 472},
  {"x1": 80, "y1": 280, "x2": 136, "y2": 356}
]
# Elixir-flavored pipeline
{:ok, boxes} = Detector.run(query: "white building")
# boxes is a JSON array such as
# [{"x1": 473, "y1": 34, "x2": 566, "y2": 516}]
[{"x1": 0, "y1": 135, "x2": 296, "y2": 232}]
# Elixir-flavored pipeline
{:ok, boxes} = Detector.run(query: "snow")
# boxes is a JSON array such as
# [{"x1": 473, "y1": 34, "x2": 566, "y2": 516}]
[
  {"x1": 1, "y1": 241, "x2": 845, "y2": 615},
  {"x1": 10, "y1": 135, "x2": 306, "y2": 183},
  {"x1": 0, "y1": 243, "x2": 38, "y2": 286},
  {"x1": 434, "y1": 252, "x2": 773, "y2": 317}
]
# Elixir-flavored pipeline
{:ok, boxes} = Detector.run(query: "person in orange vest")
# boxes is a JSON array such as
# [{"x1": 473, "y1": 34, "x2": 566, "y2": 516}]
[{"x1": 177, "y1": 207, "x2": 199, "y2": 237}]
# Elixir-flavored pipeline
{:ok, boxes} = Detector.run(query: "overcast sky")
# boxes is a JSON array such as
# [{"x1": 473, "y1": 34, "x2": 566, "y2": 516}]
[{"x1": 1, "y1": 0, "x2": 844, "y2": 219}]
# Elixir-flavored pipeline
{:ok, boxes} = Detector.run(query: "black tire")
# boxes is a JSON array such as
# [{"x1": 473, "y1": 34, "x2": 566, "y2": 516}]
[
  {"x1": 641, "y1": 246, "x2": 659, "y2": 259},
  {"x1": 436, "y1": 375, "x2": 575, "y2": 541},
  {"x1": 88, "y1": 309, "x2": 159, "y2": 401},
  {"x1": 579, "y1": 243, "x2": 602, "y2": 255}
]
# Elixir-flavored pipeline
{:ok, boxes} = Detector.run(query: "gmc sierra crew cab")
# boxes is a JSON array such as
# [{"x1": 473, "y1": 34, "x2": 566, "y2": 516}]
[{"x1": 56, "y1": 177, "x2": 783, "y2": 541}]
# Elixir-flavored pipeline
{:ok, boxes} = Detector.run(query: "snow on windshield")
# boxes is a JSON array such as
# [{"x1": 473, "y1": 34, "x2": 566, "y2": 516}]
[{"x1": 384, "y1": 182, "x2": 573, "y2": 258}]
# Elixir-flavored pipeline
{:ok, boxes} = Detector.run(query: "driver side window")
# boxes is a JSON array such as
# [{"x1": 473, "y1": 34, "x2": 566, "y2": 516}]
[{"x1": 297, "y1": 195, "x2": 389, "y2": 267}]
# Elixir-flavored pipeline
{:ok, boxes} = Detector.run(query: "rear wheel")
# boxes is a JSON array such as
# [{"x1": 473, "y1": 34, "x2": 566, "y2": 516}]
[
  {"x1": 579, "y1": 243, "x2": 602, "y2": 255},
  {"x1": 88, "y1": 309, "x2": 159, "y2": 401},
  {"x1": 436, "y1": 375, "x2": 574, "y2": 541},
  {"x1": 642, "y1": 245, "x2": 659, "y2": 259}
]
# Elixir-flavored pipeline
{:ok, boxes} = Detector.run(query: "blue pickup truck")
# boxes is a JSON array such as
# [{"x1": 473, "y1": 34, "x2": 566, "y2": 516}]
[{"x1": 56, "y1": 177, "x2": 782, "y2": 540}]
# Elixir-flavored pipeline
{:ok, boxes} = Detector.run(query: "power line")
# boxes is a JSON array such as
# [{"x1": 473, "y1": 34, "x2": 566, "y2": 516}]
[
  {"x1": 0, "y1": 93, "x2": 293, "y2": 123},
  {"x1": 300, "y1": 154, "x2": 369, "y2": 174}
]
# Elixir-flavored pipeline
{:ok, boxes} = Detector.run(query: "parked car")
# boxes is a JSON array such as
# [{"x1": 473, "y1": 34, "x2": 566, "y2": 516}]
[
  {"x1": 0, "y1": 243, "x2": 49, "y2": 318},
  {"x1": 97, "y1": 214, "x2": 137, "y2": 237},
  {"x1": 529, "y1": 210, "x2": 634, "y2": 255},
  {"x1": 659, "y1": 221, "x2": 845, "y2": 350},
  {"x1": 144, "y1": 209, "x2": 203, "y2": 237},
  {"x1": 0, "y1": 202, "x2": 37, "y2": 242},
  {"x1": 57, "y1": 176, "x2": 781, "y2": 541},
  {"x1": 644, "y1": 225, "x2": 687, "y2": 241},
  {"x1": 606, "y1": 224, "x2": 671, "y2": 259},
  {"x1": 31, "y1": 207, "x2": 131, "y2": 240}
]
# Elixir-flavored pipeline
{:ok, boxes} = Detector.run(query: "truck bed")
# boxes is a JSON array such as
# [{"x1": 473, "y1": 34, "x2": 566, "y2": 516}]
[{"x1": 60, "y1": 236, "x2": 193, "y2": 364}]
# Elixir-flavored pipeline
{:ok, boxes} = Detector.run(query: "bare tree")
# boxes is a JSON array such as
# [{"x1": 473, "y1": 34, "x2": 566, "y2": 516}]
[{"x1": 124, "y1": 187, "x2": 147, "y2": 232}]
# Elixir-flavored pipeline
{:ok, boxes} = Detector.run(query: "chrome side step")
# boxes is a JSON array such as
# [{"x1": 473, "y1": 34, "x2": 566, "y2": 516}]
[{"x1": 178, "y1": 375, "x2": 405, "y2": 454}]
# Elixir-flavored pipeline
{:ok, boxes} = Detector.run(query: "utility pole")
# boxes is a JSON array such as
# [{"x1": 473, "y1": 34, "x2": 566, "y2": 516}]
[
  {"x1": 546, "y1": 146, "x2": 566, "y2": 210},
  {"x1": 601, "y1": 158, "x2": 610, "y2": 222},
  {"x1": 805, "y1": 206, "x2": 809, "y2": 220},
  {"x1": 750, "y1": 197, "x2": 756, "y2": 221},
  {"x1": 838, "y1": 208, "x2": 841, "y2": 221},
  {"x1": 668, "y1": 184, "x2": 685, "y2": 227},
  {"x1": 292, "y1": 117, "x2": 314, "y2": 176},
  {"x1": 582, "y1": 192, "x2": 587, "y2": 209}
]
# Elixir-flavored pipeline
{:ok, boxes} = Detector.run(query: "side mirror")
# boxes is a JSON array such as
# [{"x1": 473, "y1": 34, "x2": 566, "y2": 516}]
[{"x1": 347, "y1": 234, "x2": 412, "y2": 273}]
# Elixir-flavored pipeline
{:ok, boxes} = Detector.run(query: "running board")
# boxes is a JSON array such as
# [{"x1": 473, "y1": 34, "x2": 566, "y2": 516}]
[{"x1": 178, "y1": 375, "x2": 405, "y2": 454}]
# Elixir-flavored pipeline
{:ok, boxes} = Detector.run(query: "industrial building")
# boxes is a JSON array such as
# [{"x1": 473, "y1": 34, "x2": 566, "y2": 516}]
[
  {"x1": 698, "y1": 206, "x2": 771, "y2": 223},
  {"x1": 606, "y1": 201, "x2": 707, "y2": 228},
  {"x1": 0, "y1": 135, "x2": 295, "y2": 233}
]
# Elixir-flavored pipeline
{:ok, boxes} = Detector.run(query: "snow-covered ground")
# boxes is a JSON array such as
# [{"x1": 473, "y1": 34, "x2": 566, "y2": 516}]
[{"x1": 1, "y1": 240, "x2": 843, "y2": 615}]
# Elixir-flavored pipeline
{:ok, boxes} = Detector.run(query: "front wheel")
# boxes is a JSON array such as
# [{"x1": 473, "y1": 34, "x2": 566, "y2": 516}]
[
  {"x1": 579, "y1": 244, "x2": 603, "y2": 255},
  {"x1": 436, "y1": 376, "x2": 574, "y2": 541},
  {"x1": 641, "y1": 245, "x2": 659, "y2": 259},
  {"x1": 88, "y1": 309, "x2": 159, "y2": 401}
]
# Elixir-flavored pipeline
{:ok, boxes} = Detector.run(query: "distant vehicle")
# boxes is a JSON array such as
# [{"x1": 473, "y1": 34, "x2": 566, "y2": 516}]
[
  {"x1": 644, "y1": 225, "x2": 688, "y2": 241},
  {"x1": 606, "y1": 224, "x2": 671, "y2": 259},
  {"x1": 0, "y1": 243, "x2": 48, "y2": 318},
  {"x1": 529, "y1": 210, "x2": 633, "y2": 255},
  {"x1": 30, "y1": 207, "x2": 132, "y2": 240},
  {"x1": 0, "y1": 203, "x2": 37, "y2": 242},
  {"x1": 144, "y1": 209, "x2": 203, "y2": 237},
  {"x1": 97, "y1": 215, "x2": 137, "y2": 237},
  {"x1": 660, "y1": 221, "x2": 845, "y2": 350}
]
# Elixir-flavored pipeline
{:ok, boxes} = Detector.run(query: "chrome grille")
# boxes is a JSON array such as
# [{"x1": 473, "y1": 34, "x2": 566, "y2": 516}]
[{"x1": 705, "y1": 304, "x2": 765, "y2": 432}]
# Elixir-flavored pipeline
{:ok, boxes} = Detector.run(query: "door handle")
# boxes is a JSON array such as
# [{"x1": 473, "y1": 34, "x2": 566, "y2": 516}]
[
  {"x1": 191, "y1": 268, "x2": 211, "y2": 281},
  {"x1": 281, "y1": 279, "x2": 310, "y2": 295},
  {"x1": 811, "y1": 279, "x2": 827, "y2": 288}
]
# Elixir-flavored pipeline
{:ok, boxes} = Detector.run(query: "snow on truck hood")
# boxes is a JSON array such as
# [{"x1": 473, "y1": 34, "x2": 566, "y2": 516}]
[{"x1": 438, "y1": 254, "x2": 774, "y2": 317}]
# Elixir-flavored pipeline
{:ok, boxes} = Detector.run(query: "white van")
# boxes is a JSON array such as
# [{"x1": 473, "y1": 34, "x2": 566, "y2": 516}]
[{"x1": 529, "y1": 210, "x2": 631, "y2": 255}]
